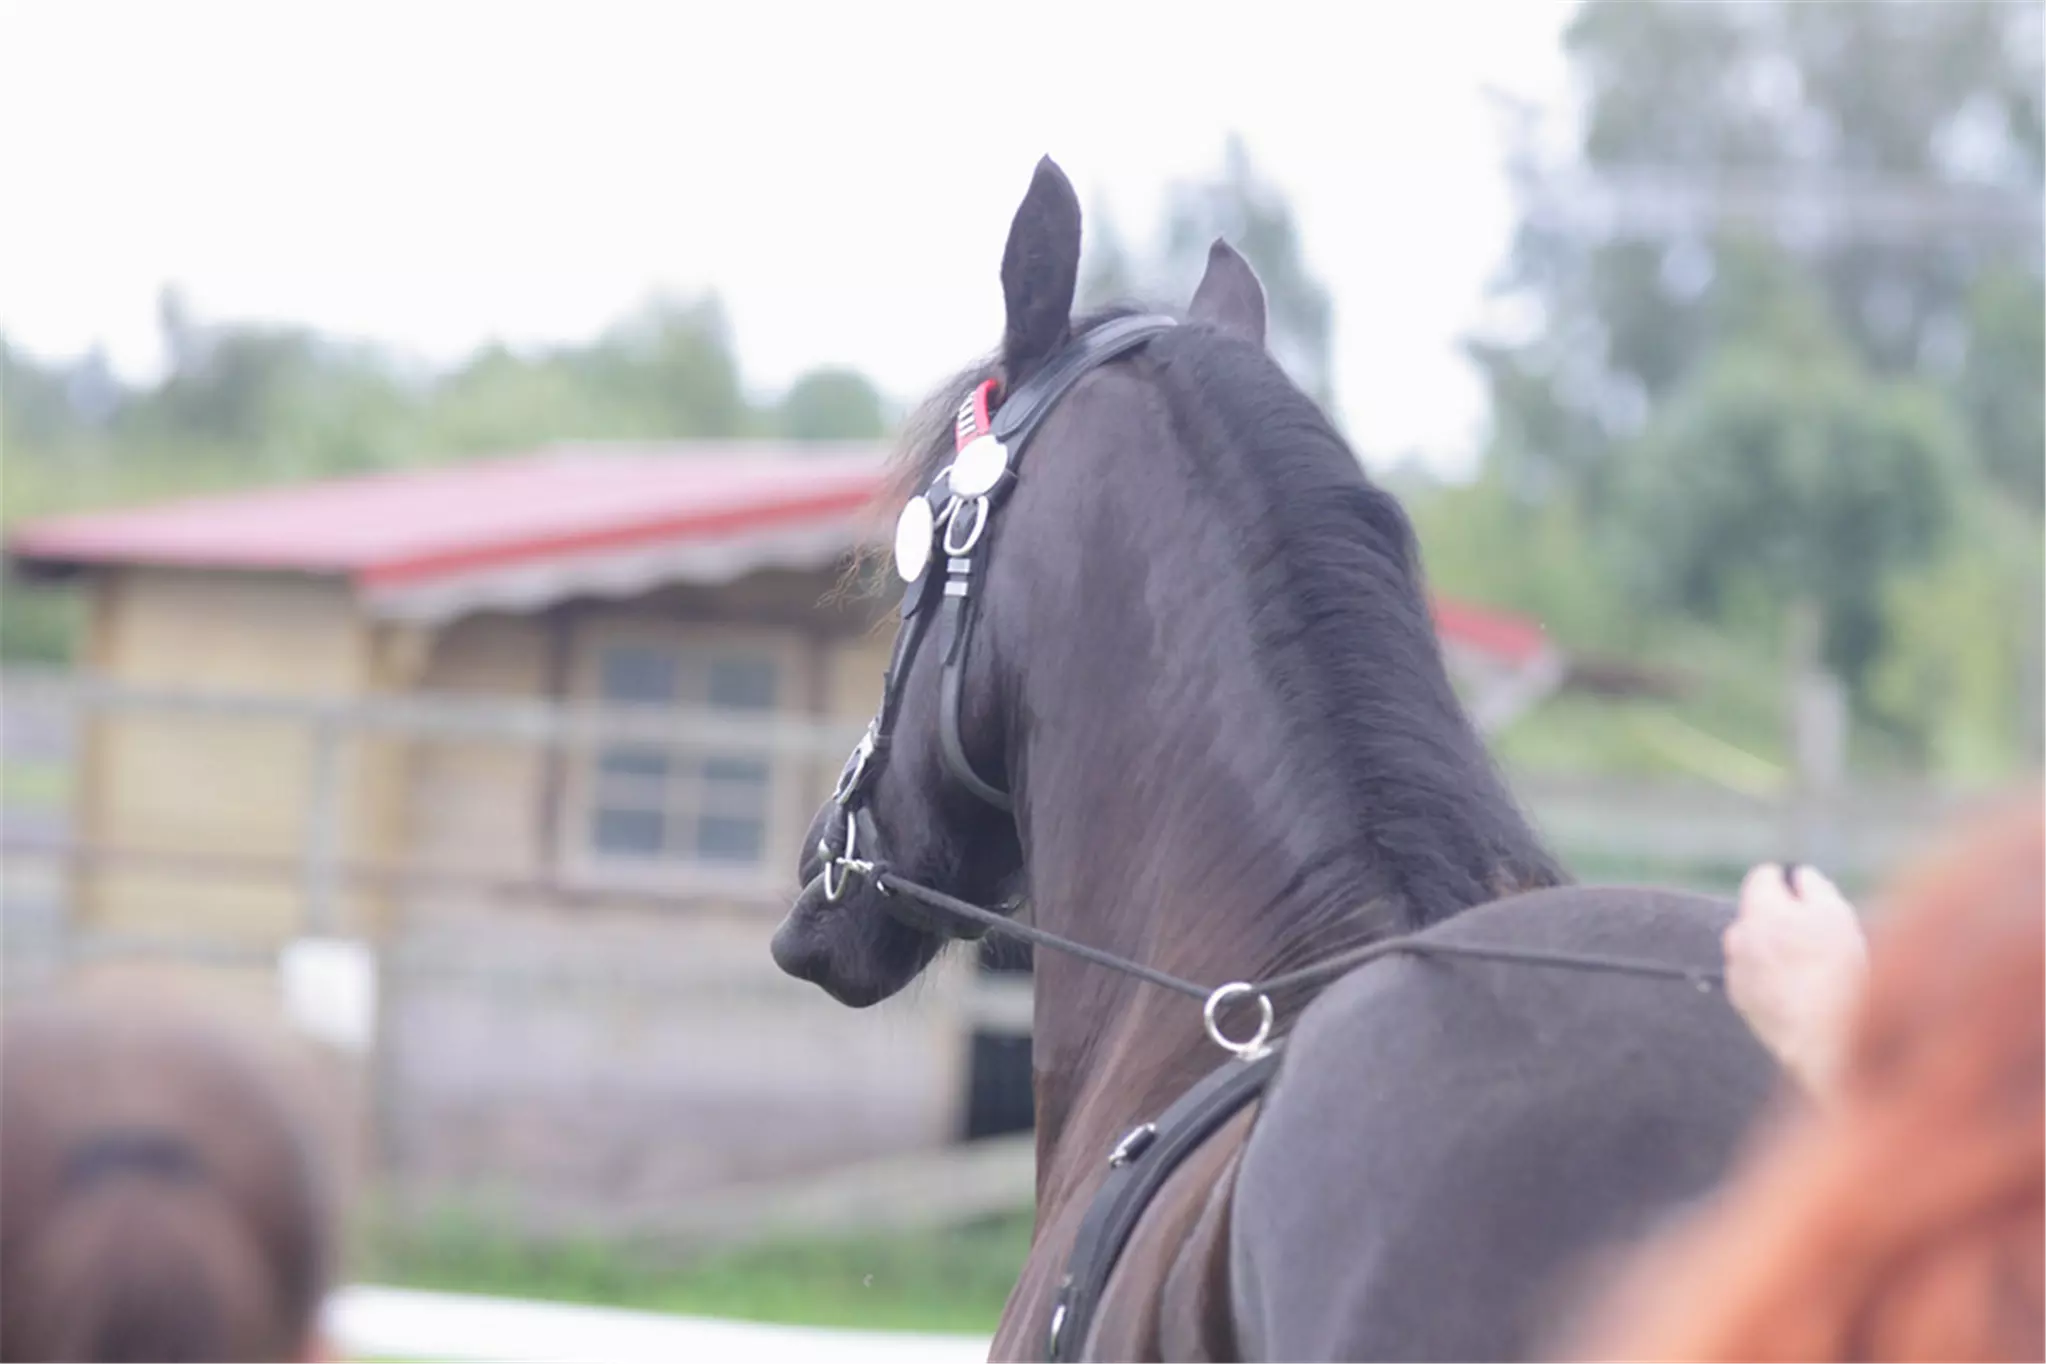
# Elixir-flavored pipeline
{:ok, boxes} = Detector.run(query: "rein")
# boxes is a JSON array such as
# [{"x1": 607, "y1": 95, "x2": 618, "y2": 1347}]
[{"x1": 844, "y1": 859, "x2": 1726, "y2": 1060}]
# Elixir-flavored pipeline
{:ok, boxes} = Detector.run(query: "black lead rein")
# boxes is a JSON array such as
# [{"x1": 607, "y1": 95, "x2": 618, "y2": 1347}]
[
  {"x1": 859, "y1": 863, "x2": 1725, "y2": 1052},
  {"x1": 855, "y1": 862, "x2": 1729, "y2": 1363}
]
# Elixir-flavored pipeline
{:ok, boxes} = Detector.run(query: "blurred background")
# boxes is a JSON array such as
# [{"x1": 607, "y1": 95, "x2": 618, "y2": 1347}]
[{"x1": 2, "y1": 0, "x2": 2039, "y2": 1355}]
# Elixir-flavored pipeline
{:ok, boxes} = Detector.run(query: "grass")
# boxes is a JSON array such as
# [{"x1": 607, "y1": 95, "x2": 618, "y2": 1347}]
[{"x1": 357, "y1": 1208, "x2": 1034, "y2": 1337}]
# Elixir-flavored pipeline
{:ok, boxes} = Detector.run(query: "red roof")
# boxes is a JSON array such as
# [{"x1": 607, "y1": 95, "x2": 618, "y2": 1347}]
[
  {"x1": 7, "y1": 444, "x2": 889, "y2": 589},
  {"x1": 1430, "y1": 597, "x2": 1550, "y2": 667},
  {"x1": 6, "y1": 443, "x2": 1551, "y2": 663}
]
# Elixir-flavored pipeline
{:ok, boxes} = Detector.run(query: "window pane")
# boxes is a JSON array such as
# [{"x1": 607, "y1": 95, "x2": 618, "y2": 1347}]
[
  {"x1": 696, "y1": 814, "x2": 765, "y2": 864},
  {"x1": 698, "y1": 756, "x2": 768, "y2": 817},
  {"x1": 592, "y1": 805, "x2": 665, "y2": 857},
  {"x1": 598, "y1": 747, "x2": 670, "y2": 780},
  {"x1": 600, "y1": 646, "x2": 680, "y2": 705},
  {"x1": 707, "y1": 657, "x2": 778, "y2": 711},
  {"x1": 702, "y1": 755, "x2": 768, "y2": 788}
]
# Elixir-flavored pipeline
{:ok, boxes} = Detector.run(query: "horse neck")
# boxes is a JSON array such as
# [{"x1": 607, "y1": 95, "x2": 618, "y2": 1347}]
[
  {"x1": 1005, "y1": 536, "x2": 1423, "y2": 1210},
  {"x1": 992, "y1": 366, "x2": 1560, "y2": 1217}
]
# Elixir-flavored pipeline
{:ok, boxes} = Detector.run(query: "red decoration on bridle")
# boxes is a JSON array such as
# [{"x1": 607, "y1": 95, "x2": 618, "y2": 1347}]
[{"x1": 955, "y1": 378, "x2": 1000, "y2": 453}]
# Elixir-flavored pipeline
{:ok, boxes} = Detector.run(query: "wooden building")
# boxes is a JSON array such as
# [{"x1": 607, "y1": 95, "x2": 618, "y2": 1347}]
[{"x1": 6, "y1": 442, "x2": 1566, "y2": 1224}]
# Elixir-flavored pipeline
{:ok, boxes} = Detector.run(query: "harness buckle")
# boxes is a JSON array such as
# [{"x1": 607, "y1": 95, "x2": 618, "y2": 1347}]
[
  {"x1": 942, "y1": 495, "x2": 991, "y2": 556},
  {"x1": 1107, "y1": 1121, "x2": 1158, "y2": 1167}
]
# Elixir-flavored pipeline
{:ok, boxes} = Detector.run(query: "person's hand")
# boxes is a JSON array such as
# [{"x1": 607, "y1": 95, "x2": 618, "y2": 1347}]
[{"x1": 1725, "y1": 863, "x2": 1869, "y2": 1096}]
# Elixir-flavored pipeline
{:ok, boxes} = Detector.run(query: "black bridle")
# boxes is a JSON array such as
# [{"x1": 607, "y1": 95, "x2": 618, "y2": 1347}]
[
  {"x1": 814, "y1": 316, "x2": 1733, "y2": 1362},
  {"x1": 820, "y1": 313, "x2": 1179, "y2": 900}
]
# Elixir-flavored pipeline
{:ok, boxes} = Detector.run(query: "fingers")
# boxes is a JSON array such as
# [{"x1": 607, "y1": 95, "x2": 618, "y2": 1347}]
[{"x1": 1739, "y1": 862, "x2": 1791, "y2": 914}]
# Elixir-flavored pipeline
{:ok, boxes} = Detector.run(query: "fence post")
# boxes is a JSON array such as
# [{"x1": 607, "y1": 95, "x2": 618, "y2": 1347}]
[
  {"x1": 302, "y1": 716, "x2": 347, "y2": 936},
  {"x1": 1783, "y1": 601, "x2": 1847, "y2": 866}
]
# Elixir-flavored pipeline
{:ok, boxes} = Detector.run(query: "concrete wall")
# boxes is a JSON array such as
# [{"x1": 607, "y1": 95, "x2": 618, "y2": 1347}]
[{"x1": 380, "y1": 905, "x2": 977, "y2": 1222}]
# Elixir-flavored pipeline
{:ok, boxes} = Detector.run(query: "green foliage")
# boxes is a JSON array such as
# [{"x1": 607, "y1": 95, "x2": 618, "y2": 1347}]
[
  {"x1": 1, "y1": 290, "x2": 898, "y2": 662},
  {"x1": 773, "y1": 367, "x2": 889, "y2": 442},
  {"x1": 1457, "y1": 0, "x2": 2042, "y2": 776},
  {"x1": 1485, "y1": 0, "x2": 2041, "y2": 501},
  {"x1": 1868, "y1": 497, "x2": 2045, "y2": 776},
  {"x1": 1407, "y1": 469, "x2": 1643, "y2": 653},
  {"x1": 0, "y1": 582, "x2": 80, "y2": 665},
  {"x1": 1611, "y1": 323, "x2": 1967, "y2": 689},
  {"x1": 1956, "y1": 265, "x2": 2046, "y2": 512}
]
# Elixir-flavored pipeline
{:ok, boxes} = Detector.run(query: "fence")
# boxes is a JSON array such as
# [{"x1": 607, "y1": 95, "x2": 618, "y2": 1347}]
[{"x1": 0, "y1": 663, "x2": 1971, "y2": 1243}]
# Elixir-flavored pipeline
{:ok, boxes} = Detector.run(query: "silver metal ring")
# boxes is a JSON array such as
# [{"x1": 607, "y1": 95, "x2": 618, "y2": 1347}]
[
  {"x1": 942, "y1": 496, "x2": 990, "y2": 556},
  {"x1": 1203, "y1": 982, "x2": 1274, "y2": 1060},
  {"x1": 821, "y1": 815, "x2": 858, "y2": 901}
]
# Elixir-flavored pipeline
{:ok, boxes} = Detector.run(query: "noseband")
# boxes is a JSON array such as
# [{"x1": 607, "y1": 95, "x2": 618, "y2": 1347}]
[{"x1": 821, "y1": 314, "x2": 1181, "y2": 917}]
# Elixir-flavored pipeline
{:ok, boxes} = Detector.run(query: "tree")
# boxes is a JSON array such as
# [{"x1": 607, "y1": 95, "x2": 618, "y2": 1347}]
[
  {"x1": 1612, "y1": 300, "x2": 1966, "y2": 694},
  {"x1": 1475, "y1": 0, "x2": 2042, "y2": 507},
  {"x1": 773, "y1": 367, "x2": 888, "y2": 441},
  {"x1": 582, "y1": 294, "x2": 752, "y2": 439},
  {"x1": 1954, "y1": 264, "x2": 2045, "y2": 511},
  {"x1": 1078, "y1": 135, "x2": 1339, "y2": 417}
]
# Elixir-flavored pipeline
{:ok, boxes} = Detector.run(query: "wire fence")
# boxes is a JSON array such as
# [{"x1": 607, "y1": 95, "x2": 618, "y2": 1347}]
[{"x1": 0, "y1": 663, "x2": 1971, "y2": 1239}]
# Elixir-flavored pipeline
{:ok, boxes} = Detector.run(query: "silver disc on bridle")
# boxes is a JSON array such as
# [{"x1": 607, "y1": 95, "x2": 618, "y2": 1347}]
[
  {"x1": 893, "y1": 496, "x2": 935, "y2": 582},
  {"x1": 948, "y1": 433, "x2": 1011, "y2": 499}
]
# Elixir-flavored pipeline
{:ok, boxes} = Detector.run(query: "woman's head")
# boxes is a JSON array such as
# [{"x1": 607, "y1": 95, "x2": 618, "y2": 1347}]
[{"x1": 1, "y1": 994, "x2": 337, "y2": 1363}]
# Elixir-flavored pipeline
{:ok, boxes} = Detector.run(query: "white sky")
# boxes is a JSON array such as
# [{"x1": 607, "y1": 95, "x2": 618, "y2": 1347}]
[{"x1": 0, "y1": 0, "x2": 1577, "y2": 471}]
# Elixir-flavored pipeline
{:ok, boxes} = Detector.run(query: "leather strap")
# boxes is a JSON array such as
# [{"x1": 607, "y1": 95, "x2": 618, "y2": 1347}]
[
  {"x1": 1046, "y1": 1043, "x2": 1285, "y2": 1361},
  {"x1": 994, "y1": 314, "x2": 1179, "y2": 450},
  {"x1": 937, "y1": 565, "x2": 1013, "y2": 812}
]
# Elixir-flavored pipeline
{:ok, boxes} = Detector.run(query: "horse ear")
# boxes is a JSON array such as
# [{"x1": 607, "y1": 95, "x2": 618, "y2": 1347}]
[
  {"x1": 1188, "y1": 238, "x2": 1266, "y2": 345},
  {"x1": 1000, "y1": 157, "x2": 1082, "y2": 382}
]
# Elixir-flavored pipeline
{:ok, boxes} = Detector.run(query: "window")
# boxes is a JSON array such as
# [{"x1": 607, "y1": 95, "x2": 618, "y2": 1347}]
[{"x1": 582, "y1": 642, "x2": 781, "y2": 875}]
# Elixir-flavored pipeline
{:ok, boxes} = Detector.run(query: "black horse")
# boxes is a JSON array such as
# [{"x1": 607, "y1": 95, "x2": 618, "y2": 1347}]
[{"x1": 773, "y1": 158, "x2": 1778, "y2": 1362}]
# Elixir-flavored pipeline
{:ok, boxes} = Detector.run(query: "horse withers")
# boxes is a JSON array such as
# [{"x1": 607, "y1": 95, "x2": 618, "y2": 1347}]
[{"x1": 772, "y1": 156, "x2": 1778, "y2": 1362}]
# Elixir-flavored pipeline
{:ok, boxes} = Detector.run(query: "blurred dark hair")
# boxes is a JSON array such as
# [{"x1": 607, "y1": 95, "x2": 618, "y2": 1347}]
[{"x1": 0, "y1": 995, "x2": 337, "y2": 1362}]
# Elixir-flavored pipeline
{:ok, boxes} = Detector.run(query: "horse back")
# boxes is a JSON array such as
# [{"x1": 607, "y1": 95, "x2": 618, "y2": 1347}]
[{"x1": 1229, "y1": 884, "x2": 1784, "y2": 1362}]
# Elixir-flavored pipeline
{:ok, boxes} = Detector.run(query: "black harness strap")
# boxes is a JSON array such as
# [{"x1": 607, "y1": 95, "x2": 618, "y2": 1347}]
[
  {"x1": 937, "y1": 561, "x2": 1010, "y2": 811},
  {"x1": 1046, "y1": 1045, "x2": 1286, "y2": 1362}
]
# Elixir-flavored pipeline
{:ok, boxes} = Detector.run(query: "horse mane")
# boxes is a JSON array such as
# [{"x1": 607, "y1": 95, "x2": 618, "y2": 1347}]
[
  {"x1": 873, "y1": 303, "x2": 1564, "y2": 958},
  {"x1": 1562, "y1": 789, "x2": 2044, "y2": 1362}
]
